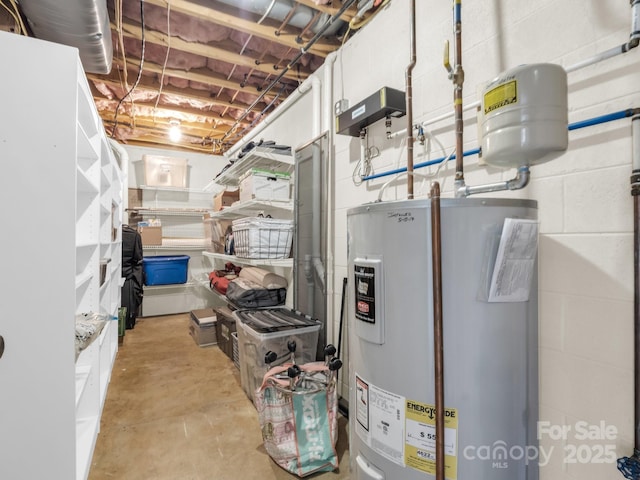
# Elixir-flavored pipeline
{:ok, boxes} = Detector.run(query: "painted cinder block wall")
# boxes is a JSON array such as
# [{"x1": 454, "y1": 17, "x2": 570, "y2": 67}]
[{"x1": 229, "y1": 1, "x2": 638, "y2": 478}]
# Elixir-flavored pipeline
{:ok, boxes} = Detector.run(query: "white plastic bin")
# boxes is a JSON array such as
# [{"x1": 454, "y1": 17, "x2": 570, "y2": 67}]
[
  {"x1": 239, "y1": 168, "x2": 291, "y2": 202},
  {"x1": 143, "y1": 155, "x2": 188, "y2": 188}
]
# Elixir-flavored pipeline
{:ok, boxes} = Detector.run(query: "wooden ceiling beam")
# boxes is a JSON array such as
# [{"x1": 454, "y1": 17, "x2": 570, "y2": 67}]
[
  {"x1": 143, "y1": 0, "x2": 339, "y2": 57},
  {"x1": 115, "y1": 21, "x2": 310, "y2": 82},
  {"x1": 292, "y1": 0, "x2": 356, "y2": 22},
  {"x1": 88, "y1": 74, "x2": 263, "y2": 113},
  {"x1": 96, "y1": 100, "x2": 249, "y2": 130},
  {"x1": 101, "y1": 114, "x2": 226, "y2": 137},
  {"x1": 121, "y1": 135, "x2": 217, "y2": 154},
  {"x1": 111, "y1": 57, "x2": 292, "y2": 100},
  {"x1": 104, "y1": 119, "x2": 222, "y2": 142}
]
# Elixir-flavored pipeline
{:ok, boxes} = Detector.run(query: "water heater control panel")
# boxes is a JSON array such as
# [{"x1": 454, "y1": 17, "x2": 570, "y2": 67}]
[{"x1": 353, "y1": 258, "x2": 385, "y2": 344}]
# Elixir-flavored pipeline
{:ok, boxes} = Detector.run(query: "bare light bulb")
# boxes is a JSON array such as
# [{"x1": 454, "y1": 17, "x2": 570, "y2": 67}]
[{"x1": 169, "y1": 124, "x2": 182, "y2": 142}]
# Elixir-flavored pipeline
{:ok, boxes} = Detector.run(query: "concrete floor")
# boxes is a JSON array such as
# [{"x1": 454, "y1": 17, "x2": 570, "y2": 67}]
[{"x1": 89, "y1": 313, "x2": 350, "y2": 480}]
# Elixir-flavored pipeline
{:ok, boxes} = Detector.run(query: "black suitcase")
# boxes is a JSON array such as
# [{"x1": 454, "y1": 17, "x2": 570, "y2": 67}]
[
  {"x1": 226, "y1": 277, "x2": 286, "y2": 309},
  {"x1": 121, "y1": 225, "x2": 143, "y2": 329}
]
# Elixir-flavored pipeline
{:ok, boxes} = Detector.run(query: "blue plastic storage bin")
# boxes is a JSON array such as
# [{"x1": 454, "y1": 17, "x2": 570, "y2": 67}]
[{"x1": 143, "y1": 255, "x2": 190, "y2": 286}]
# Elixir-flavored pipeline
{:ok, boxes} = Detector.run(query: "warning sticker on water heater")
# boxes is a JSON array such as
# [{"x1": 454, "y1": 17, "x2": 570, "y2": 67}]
[
  {"x1": 354, "y1": 265, "x2": 376, "y2": 323},
  {"x1": 405, "y1": 400, "x2": 458, "y2": 479},
  {"x1": 355, "y1": 374, "x2": 406, "y2": 467},
  {"x1": 488, "y1": 218, "x2": 539, "y2": 302}
]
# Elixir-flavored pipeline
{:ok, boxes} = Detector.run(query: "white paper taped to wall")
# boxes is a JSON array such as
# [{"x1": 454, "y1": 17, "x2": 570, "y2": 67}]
[{"x1": 488, "y1": 218, "x2": 539, "y2": 302}]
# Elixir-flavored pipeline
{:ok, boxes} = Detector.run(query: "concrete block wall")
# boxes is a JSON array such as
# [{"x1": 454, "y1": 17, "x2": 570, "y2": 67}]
[
  {"x1": 328, "y1": 1, "x2": 637, "y2": 479},
  {"x1": 203, "y1": 1, "x2": 638, "y2": 477}
]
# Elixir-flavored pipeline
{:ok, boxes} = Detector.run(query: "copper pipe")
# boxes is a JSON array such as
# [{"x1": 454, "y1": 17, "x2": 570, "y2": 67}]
[
  {"x1": 633, "y1": 114, "x2": 640, "y2": 453},
  {"x1": 275, "y1": 3, "x2": 299, "y2": 36},
  {"x1": 453, "y1": 0, "x2": 465, "y2": 187},
  {"x1": 297, "y1": 11, "x2": 322, "y2": 43},
  {"x1": 430, "y1": 181, "x2": 445, "y2": 480},
  {"x1": 635, "y1": 191, "x2": 640, "y2": 453},
  {"x1": 406, "y1": 0, "x2": 416, "y2": 199}
]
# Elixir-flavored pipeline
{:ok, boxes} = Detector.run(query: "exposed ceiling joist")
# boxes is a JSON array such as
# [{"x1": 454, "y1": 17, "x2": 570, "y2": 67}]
[
  {"x1": 98, "y1": 100, "x2": 251, "y2": 130},
  {"x1": 111, "y1": 57, "x2": 288, "y2": 98},
  {"x1": 102, "y1": 114, "x2": 224, "y2": 138},
  {"x1": 143, "y1": 0, "x2": 339, "y2": 57},
  {"x1": 292, "y1": 0, "x2": 357, "y2": 22},
  {"x1": 114, "y1": 20, "x2": 311, "y2": 82},
  {"x1": 87, "y1": 74, "x2": 265, "y2": 113},
  {"x1": 120, "y1": 134, "x2": 215, "y2": 153}
]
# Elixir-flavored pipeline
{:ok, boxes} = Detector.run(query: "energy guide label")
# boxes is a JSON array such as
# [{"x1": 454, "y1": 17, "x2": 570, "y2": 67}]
[{"x1": 405, "y1": 400, "x2": 458, "y2": 479}]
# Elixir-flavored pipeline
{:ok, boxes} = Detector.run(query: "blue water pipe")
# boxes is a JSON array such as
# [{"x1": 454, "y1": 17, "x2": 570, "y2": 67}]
[{"x1": 362, "y1": 108, "x2": 639, "y2": 182}]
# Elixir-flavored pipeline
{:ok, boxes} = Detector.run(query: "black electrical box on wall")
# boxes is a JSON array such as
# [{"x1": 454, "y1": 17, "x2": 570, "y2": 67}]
[{"x1": 336, "y1": 87, "x2": 406, "y2": 137}]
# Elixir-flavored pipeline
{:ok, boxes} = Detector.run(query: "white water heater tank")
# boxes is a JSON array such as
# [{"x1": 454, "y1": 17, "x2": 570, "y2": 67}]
[{"x1": 480, "y1": 63, "x2": 568, "y2": 168}]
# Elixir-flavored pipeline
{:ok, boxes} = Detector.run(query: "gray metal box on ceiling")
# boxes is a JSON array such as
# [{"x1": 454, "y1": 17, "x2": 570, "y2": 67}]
[{"x1": 336, "y1": 87, "x2": 406, "y2": 136}]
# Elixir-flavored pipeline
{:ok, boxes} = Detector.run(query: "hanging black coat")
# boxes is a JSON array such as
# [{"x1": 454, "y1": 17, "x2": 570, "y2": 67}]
[{"x1": 121, "y1": 224, "x2": 144, "y2": 329}]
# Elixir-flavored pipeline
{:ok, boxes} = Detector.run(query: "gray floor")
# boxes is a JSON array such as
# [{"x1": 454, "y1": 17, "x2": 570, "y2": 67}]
[{"x1": 89, "y1": 313, "x2": 350, "y2": 480}]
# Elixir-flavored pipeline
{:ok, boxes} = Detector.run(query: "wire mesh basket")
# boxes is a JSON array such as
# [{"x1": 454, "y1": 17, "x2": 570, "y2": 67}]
[{"x1": 232, "y1": 217, "x2": 293, "y2": 259}]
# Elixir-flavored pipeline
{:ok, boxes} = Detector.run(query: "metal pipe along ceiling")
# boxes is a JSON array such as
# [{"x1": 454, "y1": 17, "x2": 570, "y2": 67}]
[
  {"x1": 19, "y1": 0, "x2": 113, "y2": 74},
  {"x1": 215, "y1": 0, "x2": 344, "y2": 36}
]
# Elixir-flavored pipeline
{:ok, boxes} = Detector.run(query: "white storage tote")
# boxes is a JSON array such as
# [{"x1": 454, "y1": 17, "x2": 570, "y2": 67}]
[
  {"x1": 232, "y1": 217, "x2": 293, "y2": 259},
  {"x1": 239, "y1": 168, "x2": 291, "y2": 202}
]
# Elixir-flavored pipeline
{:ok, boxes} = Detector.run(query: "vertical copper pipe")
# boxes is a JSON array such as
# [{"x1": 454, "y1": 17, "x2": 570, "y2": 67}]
[
  {"x1": 633, "y1": 115, "x2": 640, "y2": 454},
  {"x1": 430, "y1": 181, "x2": 445, "y2": 480},
  {"x1": 635, "y1": 191, "x2": 640, "y2": 454},
  {"x1": 453, "y1": 0, "x2": 465, "y2": 184},
  {"x1": 406, "y1": 0, "x2": 416, "y2": 199}
]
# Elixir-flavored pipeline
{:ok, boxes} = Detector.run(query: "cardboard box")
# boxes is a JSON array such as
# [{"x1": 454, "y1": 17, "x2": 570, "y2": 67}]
[
  {"x1": 213, "y1": 190, "x2": 240, "y2": 211},
  {"x1": 139, "y1": 226, "x2": 162, "y2": 246},
  {"x1": 128, "y1": 188, "x2": 143, "y2": 209}
]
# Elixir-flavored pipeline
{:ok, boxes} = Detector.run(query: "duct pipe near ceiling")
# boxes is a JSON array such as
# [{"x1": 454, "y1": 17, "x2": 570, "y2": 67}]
[
  {"x1": 405, "y1": 0, "x2": 417, "y2": 199},
  {"x1": 430, "y1": 181, "x2": 445, "y2": 480},
  {"x1": 18, "y1": 0, "x2": 112, "y2": 74},
  {"x1": 220, "y1": 0, "x2": 357, "y2": 148},
  {"x1": 215, "y1": 0, "x2": 344, "y2": 36}
]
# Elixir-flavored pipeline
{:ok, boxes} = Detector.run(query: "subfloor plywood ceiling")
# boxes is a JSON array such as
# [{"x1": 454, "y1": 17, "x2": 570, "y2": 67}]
[{"x1": 4, "y1": 0, "x2": 387, "y2": 155}]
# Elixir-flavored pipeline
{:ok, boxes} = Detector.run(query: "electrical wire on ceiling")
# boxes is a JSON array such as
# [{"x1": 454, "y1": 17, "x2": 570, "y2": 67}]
[
  {"x1": 111, "y1": 0, "x2": 146, "y2": 139},
  {"x1": 153, "y1": 0, "x2": 172, "y2": 122},
  {"x1": 1, "y1": 0, "x2": 27, "y2": 36},
  {"x1": 208, "y1": 0, "x2": 277, "y2": 145},
  {"x1": 115, "y1": 0, "x2": 129, "y2": 91}
]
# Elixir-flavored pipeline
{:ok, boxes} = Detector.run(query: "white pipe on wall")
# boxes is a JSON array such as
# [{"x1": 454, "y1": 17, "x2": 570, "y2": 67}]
[
  {"x1": 225, "y1": 76, "x2": 318, "y2": 159},
  {"x1": 323, "y1": 51, "x2": 339, "y2": 355}
]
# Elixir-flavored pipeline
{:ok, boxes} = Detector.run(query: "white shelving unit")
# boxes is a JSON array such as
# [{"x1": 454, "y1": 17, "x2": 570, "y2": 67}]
[
  {"x1": 203, "y1": 147, "x2": 295, "y2": 307},
  {"x1": 208, "y1": 198, "x2": 293, "y2": 220},
  {"x1": 0, "y1": 32, "x2": 122, "y2": 480},
  {"x1": 132, "y1": 187, "x2": 215, "y2": 316},
  {"x1": 213, "y1": 147, "x2": 294, "y2": 186}
]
